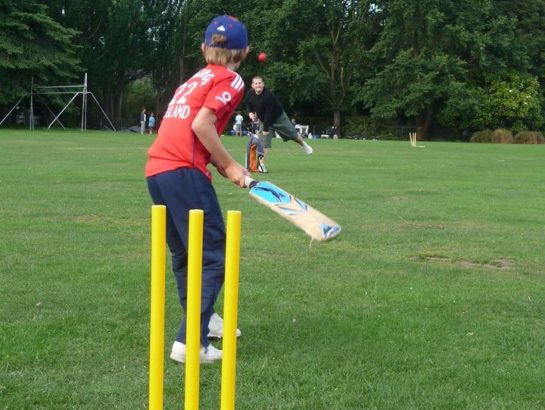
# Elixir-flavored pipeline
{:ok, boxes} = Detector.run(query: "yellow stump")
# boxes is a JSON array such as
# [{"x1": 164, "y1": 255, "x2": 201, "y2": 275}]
[
  {"x1": 220, "y1": 211, "x2": 242, "y2": 410},
  {"x1": 185, "y1": 210, "x2": 204, "y2": 410},
  {"x1": 149, "y1": 205, "x2": 166, "y2": 410}
]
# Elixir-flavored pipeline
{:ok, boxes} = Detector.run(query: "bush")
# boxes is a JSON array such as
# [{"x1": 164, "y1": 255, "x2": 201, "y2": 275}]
[
  {"x1": 470, "y1": 129, "x2": 494, "y2": 143},
  {"x1": 513, "y1": 131, "x2": 545, "y2": 144},
  {"x1": 493, "y1": 128, "x2": 513, "y2": 143},
  {"x1": 343, "y1": 116, "x2": 377, "y2": 139},
  {"x1": 470, "y1": 128, "x2": 513, "y2": 143}
]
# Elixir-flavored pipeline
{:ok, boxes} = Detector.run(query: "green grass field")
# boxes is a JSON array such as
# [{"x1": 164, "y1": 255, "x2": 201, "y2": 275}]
[{"x1": 1, "y1": 129, "x2": 544, "y2": 409}]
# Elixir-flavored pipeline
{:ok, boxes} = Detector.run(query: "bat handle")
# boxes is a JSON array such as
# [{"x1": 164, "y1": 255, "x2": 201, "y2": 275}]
[{"x1": 244, "y1": 176, "x2": 257, "y2": 189}]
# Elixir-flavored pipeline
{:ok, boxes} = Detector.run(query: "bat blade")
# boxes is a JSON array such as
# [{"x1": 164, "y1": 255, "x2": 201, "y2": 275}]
[{"x1": 245, "y1": 178, "x2": 341, "y2": 241}]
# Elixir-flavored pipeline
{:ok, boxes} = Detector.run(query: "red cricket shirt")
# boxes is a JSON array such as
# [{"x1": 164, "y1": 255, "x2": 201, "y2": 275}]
[{"x1": 145, "y1": 64, "x2": 245, "y2": 179}]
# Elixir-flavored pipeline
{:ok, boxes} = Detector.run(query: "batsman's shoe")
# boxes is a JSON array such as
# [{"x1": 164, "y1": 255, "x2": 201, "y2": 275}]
[
  {"x1": 302, "y1": 142, "x2": 313, "y2": 154},
  {"x1": 170, "y1": 341, "x2": 222, "y2": 364},
  {"x1": 208, "y1": 312, "x2": 242, "y2": 339}
]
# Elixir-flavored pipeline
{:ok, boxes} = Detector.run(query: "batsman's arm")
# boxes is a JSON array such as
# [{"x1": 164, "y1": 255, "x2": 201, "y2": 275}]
[
  {"x1": 192, "y1": 107, "x2": 248, "y2": 187},
  {"x1": 210, "y1": 158, "x2": 227, "y2": 178}
]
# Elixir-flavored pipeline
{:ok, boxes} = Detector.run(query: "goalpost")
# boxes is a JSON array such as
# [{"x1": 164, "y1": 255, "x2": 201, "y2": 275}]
[{"x1": 0, "y1": 73, "x2": 116, "y2": 131}]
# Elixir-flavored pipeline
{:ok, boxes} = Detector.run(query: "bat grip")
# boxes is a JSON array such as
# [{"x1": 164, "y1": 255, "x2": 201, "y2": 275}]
[{"x1": 244, "y1": 176, "x2": 257, "y2": 189}]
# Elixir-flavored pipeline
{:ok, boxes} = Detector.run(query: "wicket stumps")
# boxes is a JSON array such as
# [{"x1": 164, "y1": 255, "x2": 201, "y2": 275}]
[
  {"x1": 185, "y1": 210, "x2": 204, "y2": 410},
  {"x1": 148, "y1": 206, "x2": 242, "y2": 410},
  {"x1": 409, "y1": 132, "x2": 426, "y2": 148},
  {"x1": 220, "y1": 211, "x2": 242, "y2": 410},
  {"x1": 149, "y1": 205, "x2": 166, "y2": 410}
]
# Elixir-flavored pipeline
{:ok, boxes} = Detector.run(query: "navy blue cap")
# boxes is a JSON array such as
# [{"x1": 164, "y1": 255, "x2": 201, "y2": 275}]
[{"x1": 204, "y1": 15, "x2": 248, "y2": 49}]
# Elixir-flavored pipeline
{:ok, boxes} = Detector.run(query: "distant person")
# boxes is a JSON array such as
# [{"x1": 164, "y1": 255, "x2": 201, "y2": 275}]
[
  {"x1": 246, "y1": 76, "x2": 312, "y2": 171},
  {"x1": 234, "y1": 111, "x2": 244, "y2": 136},
  {"x1": 148, "y1": 112, "x2": 156, "y2": 134},
  {"x1": 325, "y1": 125, "x2": 337, "y2": 139},
  {"x1": 140, "y1": 107, "x2": 147, "y2": 134},
  {"x1": 145, "y1": 15, "x2": 249, "y2": 364}
]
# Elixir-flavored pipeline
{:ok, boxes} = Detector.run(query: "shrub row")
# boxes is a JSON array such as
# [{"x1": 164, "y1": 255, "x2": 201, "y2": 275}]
[{"x1": 470, "y1": 129, "x2": 545, "y2": 144}]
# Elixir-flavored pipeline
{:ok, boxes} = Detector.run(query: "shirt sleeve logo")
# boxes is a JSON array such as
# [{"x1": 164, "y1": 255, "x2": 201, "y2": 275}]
[{"x1": 215, "y1": 91, "x2": 232, "y2": 105}]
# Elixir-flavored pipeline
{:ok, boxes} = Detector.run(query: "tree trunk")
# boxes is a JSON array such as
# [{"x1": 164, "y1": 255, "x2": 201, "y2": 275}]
[
  {"x1": 103, "y1": 87, "x2": 124, "y2": 128},
  {"x1": 333, "y1": 110, "x2": 341, "y2": 137},
  {"x1": 416, "y1": 105, "x2": 433, "y2": 140},
  {"x1": 115, "y1": 91, "x2": 123, "y2": 127}
]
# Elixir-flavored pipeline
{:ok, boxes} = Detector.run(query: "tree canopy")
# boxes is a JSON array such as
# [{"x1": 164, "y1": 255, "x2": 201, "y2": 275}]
[
  {"x1": 0, "y1": 0, "x2": 80, "y2": 104},
  {"x1": 2, "y1": 0, "x2": 545, "y2": 138}
]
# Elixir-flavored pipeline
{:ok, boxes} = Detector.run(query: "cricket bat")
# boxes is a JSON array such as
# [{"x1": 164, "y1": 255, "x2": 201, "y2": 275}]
[{"x1": 244, "y1": 177, "x2": 341, "y2": 241}]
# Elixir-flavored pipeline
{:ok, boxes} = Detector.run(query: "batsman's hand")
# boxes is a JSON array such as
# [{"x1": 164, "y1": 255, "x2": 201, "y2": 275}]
[{"x1": 224, "y1": 162, "x2": 250, "y2": 188}]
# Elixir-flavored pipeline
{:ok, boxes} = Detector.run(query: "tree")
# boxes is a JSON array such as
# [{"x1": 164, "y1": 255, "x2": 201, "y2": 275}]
[
  {"x1": 44, "y1": 0, "x2": 153, "y2": 126},
  {"x1": 357, "y1": 0, "x2": 524, "y2": 139},
  {"x1": 240, "y1": 0, "x2": 373, "y2": 136},
  {"x1": 148, "y1": 0, "x2": 232, "y2": 110},
  {"x1": 494, "y1": 0, "x2": 545, "y2": 81},
  {"x1": 145, "y1": 0, "x2": 186, "y2": 113},
  {"x1": 298, "y1": 1, "x2": 370, "y2": 135},
  {"x1": 478, "y1": 72, "x2": 542, "y2": 132},
  {"x1": 24, "y1": 1, "x2": 545, "y2": 135},
  {"x1": 0, "y1": 0, "x2": 80, "y2": 105},
  {"x1": 493, "y1": 0, "x2": 545, "y2": 130}
]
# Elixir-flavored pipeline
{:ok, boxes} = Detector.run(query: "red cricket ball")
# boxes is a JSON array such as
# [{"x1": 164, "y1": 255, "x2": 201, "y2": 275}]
[{"x1": 258, "y1": 52, "x2": 267, "y2": 62}]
